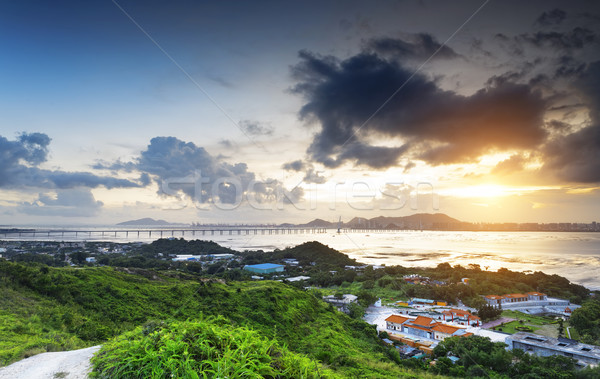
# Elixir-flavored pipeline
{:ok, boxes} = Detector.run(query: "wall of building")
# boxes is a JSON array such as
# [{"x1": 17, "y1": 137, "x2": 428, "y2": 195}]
[
  {"x1": 511, "y1": 341, "x2": 599, "y2": 366},
  {"x1": 403, "y1": 326, "x2": 432, "y2": 339}
]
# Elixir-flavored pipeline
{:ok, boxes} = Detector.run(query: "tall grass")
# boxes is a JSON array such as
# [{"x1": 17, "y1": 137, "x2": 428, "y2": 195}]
[{"x1": 90, "y1": 317, "x2": 335, "y2": 378}]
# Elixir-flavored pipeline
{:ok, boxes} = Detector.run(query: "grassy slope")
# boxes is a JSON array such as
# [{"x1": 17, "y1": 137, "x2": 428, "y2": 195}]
[
  {"x1": 0, "y1": 261, "x2": 437, "y2": 378},
  {"x1": 91, "y1": 318, "x2": 336, "y2": 379}
]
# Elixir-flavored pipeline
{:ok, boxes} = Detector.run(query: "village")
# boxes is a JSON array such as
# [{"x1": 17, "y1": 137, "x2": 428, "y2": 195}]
[
  {"x1": 355, "y1": 291, "x2": 600, "y2": 367},
  {"x1": 2, "y1": 239, "x2": 599, "y2": 369},
  {"x1": 236, "y1": 260, "x2": 600, "y2": 368}
]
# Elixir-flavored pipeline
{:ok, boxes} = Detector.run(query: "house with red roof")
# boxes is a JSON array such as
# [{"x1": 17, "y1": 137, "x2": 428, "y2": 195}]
[
  {"x1": 485, "y1": 292, "x2": 549, "y2": 307},
  {"x1": 504, "y1": 293, "x2": 529, "y2": 303},
  {"x1": 385, "y1": 315, "x2": 472, "y2": 341},
  {"x1": 442, "y1": 309, "x2": 481, "y2": 326},
  {"x1": 385, "y1": 315, "x2": 410, "y2": 331},
  {"x1": 484, "y1": 295, "x2": 505, "y2": 306},
  {"x1": 526, "y1": 292, "x2": 548, "y2": 301}
]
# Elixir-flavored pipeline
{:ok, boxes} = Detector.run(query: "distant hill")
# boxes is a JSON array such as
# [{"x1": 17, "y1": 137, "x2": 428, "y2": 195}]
[
  {"x1": 117, "y1": 218, "x2": 183, "y2": 226},
  {"x1": 301, "y1": 218, "x2": 335, "y2": 228},
  {"x1": 310, "y1": 213, "x2": 461, "y2": 229},
  {"x1": 367, "y1": 213, "x2": 460, "y2": 228}
]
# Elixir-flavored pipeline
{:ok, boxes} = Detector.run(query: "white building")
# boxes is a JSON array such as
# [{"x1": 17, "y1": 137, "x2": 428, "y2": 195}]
[{"x1": 507, "y1": 332, "x2": 600, "y2": 367}]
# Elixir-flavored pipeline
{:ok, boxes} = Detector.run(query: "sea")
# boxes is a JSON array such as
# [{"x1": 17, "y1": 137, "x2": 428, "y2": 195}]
[{"x1": 2, "y1": 227, "x2": 600, "y2": 290}]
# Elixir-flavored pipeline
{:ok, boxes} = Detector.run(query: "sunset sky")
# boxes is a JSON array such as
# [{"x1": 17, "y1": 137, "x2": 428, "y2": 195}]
[{"x1": 1, "y1": 0, "x2": 600, "y2": 225}]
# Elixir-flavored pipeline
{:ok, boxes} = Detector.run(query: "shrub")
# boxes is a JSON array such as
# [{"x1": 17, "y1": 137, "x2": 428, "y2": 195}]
[{"x1": 91, "y1": 317, "x2": 333, "y2": 378}]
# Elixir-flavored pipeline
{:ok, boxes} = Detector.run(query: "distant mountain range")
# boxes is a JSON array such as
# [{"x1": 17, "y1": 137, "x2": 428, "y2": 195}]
[
  {"x1": 117, "y1": 218, "x2": 185, "y2": 226},
  {"x1": 297, "y1": 213, "x2": 460, "y2": 229},
  {"x1": 117, "y1": 213, "x2": 459, "y2": 229}
]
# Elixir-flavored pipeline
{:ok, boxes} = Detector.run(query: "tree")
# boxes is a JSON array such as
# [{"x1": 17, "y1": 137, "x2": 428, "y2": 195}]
[
  {"x1": 476, "y1": 304, "x2": 502, "y2": 322},
  {"x1": 347, "y1": 302, "x2": 365, "y2": 319},
  {"x1": 362, "y1": 279, "x2": 374, "y2": 289},
  {"x1": 70, "y1": 251, "x2": 89, "y2": 265},
  {"x1": 465, "y1": 296, "x2": 486, "y2": 309},
  {"x1": 357, "y1": 290, "x2": 377, "y2": 307},
  {"x1": 557, "y1": 318, "x2": 564, "y2": 337},
  {"x1": 570, "y1": 299, "x2": 600, "y2": 344}
]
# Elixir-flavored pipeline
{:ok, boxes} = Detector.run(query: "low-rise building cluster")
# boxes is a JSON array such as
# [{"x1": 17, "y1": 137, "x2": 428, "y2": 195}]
[
  {"x1": 507, "y1": 332, "x2": 600, "y2": 366},
  {"x1": 386, "y1": 314, "x2": 473, "y2": 342},
  {"x1": 483, "y1": 292, "x2": 577, "y2": 315}
]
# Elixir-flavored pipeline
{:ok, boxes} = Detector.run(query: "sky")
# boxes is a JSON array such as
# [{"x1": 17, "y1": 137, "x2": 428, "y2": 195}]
[{"x1": 1, "y1": 0, "x2": 600, "y2": 225}]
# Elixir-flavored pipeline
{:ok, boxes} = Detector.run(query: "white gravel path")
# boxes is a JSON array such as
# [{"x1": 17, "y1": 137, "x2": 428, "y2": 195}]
[{"x1": 0, "y1": 346, "x2": 101, "y2": 379}]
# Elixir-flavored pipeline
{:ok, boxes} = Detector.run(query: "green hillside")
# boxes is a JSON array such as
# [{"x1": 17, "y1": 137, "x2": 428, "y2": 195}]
[
  {"x1": 91, "y1": 318, "x2": 334, "y2": 378},
  {"x1": 0, "y1": 260, "x2": 434, "y2": 378}
]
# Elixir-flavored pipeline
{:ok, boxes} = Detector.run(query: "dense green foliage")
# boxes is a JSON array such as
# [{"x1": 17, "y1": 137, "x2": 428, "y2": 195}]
[
  {"x1": 1, "y1": 238, "x2": 596, "y2": 378},
  {"x1": 0, "y1": 285, "x2": 86, "y2": 366},
  {"x1": 433, "y1": 335, "x2": 600, "y2": 378},
  {"x1": 241, "y1": 241, "x2": 356, "y2": 268},
  {"x1": 431, "y1": 263, "x2": 590, "y2": 305},
  {"x1": 321, "y1": 262, "x2": 590, "y2": 309},
  {"x1": 91, "y1": 318, "x2": 333, "y2": 378},
  {"x1": 476, "y1": 304, "x2": 502, "y2": 322},
  {"x1": 0, "y1": 260, "x2": 426, "y2": 377},
  {"x1": 570, "y1": 297, "x2": 600, "y2": 345}
]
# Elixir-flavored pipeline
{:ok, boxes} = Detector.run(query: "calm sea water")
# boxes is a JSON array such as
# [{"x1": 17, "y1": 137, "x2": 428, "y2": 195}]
[{"x1": 3, "y1": 228, "x2": 600, "y2": 290}]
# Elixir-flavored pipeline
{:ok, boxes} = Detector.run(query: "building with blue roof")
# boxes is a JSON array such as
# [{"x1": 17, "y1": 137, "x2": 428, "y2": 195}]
[{"x1": 243, "y1": 263, "x2": 284, "y2": 274}]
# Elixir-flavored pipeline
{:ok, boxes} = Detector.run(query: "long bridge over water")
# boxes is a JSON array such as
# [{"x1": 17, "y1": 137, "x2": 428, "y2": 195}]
[
  {"x1": 0, "y1": 227, "x2": 402, "y2": 240},
  {"x1": 1, "y1": 227, "x2": 330, "y2": 239}
]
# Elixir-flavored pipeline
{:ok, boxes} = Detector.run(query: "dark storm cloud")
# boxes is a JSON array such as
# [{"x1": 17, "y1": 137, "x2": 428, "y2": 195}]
[
  {"x1": 18, "y1": 188, "x2": 103, "y2": 217},
  {"x1": 543, "y1": 61, "x2": 600, "y2": 183},
  {"x1": 518, "y1": 27, "x2": 597, "y2": 50},
  {"x1": 554, "y1": 55, "x2": 586, "y2": 78},
  {"x1": 281, "y1": 160, "x2": 327, "y2": 184},
  {"x1": 292, "y1": 49, "x2": 547, "y2": 168},
  {"x1": 546, "y1": 120, "x2": 572, "y2": 132},
  {"x1": 535, "y1": 9, "x2": 567, "y2": 27},
  {"x1": 302, "y1": 168, "x2": 326, "y2": 184},
  {"x1": 281, "y1": 160, "x2": 305, "y2": 172},
  {"x1": 0, "y1": 133, "x2": 145, "y2": 189},
  {"x1": 334, "y1": 142, "x2": 409, "y2": 169},
  {"x1": 366, "y1": 34, "x2": 460, "y2": 61},
  {"x1": 239, "y1": 120, "x2": 274, "y2": 136},
  {"x1": 108, "y1": 136, "x2": 302, "y2": 204}
]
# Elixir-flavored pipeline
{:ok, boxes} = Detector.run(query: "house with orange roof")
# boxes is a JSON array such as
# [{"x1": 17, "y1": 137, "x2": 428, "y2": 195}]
[
  {"x1": 526, "y1": 292, "x2": 547, "y2": 301},
  {"x1": 483, "y1": 292, "x2": 577, "y2": 314},
  {"x1": 385, "y1": 315, "x2": 410, "y2": 331},
  {"x1": 504, "y1": 293, "x2": 529, "y2": 303},
  {"x1": 431, "y1": 324, "x2": 472, "y2": 340},
  {"x1": 401, "y1": 316, "x2": 438, "y2": 339},
  {"x1": 485, "y1": 292, "x2": 549, "y2": 307},
  {"x1": 442, "y1": 309, "x2": 481, "y2": 326},
  {"x1": 484, "y1": 295, "x2": 505, "y2": 306},
  {"x1": 385, "y1": 315, "x2": 473, "y2": 341}
]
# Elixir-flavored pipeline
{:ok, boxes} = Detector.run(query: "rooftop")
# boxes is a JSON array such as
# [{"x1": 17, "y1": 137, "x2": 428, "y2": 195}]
[
  {"x1": 504, "y1": 293, "x2": 528, "y2": 298},
  {"x1": 508, "y1": 332, "x2": 600, "y2": 362},
  {"x1": 411, "y1": 298, "x2": 436, "y2": 303},
  {"x1": 448, "y1": 309, "x2": 473, "y2": 316},
  {"x1": 411, "y1": 316, "x2": 437, "y2": 327},
  {"x1": 385, "y1": 315, "x2": 410, "y2": 324},
  {"x1": 244, "y1": 263, "x2": 284, "y2": 270},
  {"x1": 431, "y1": 324, "x2": 461, "y2": 334}
]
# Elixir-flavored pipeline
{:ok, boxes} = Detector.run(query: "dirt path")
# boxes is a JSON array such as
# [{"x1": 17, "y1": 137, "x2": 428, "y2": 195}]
[{"x1": 0, "y1": 346, "x2": 101, "y2": 379}]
